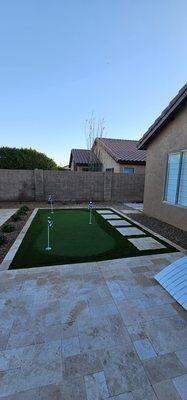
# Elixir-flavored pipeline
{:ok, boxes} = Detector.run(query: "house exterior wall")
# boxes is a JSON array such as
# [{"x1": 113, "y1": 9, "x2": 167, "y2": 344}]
[
  {"x1": 93, "y1": 141, "x2": 119, "y2": 171},
  {"x1": 119, "y1": 164, "x2": 145, "y2": 173},
  {"x1": 93, "y1": 140, "x2": 145, "y2": 173},
  {"x1": 75, "y1": 165, "x2": 89, "y2": 172},
  {"x1": 143, "y1": 105, "x2": 187, "y2": 232},
  {"x1": 70, "y1": 161, "x2": 88, "y2": 172}
]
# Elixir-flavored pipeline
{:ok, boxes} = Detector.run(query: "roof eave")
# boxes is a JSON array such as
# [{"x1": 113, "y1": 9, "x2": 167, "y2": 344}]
[
  {"x1": 138, "y1": 86, "x2": 187, "y2": 150},
  {"x1": 117, "y1": 159, "x2": 146, "y2": 165},
  {"x1": 69, "y1": 151, "x2": 73, "y2": 168}
]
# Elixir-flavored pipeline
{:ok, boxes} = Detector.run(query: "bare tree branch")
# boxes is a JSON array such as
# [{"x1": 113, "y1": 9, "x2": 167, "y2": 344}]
[{"x1": 85, "y1": 112, "x2": 106, "y2": 171}]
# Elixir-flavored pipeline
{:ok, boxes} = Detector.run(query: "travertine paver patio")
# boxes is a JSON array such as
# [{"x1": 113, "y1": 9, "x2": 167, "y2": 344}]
[
  {"x1": 0, "y1": 252, "x2": 187, "y2": 399},
  {"x1": 0, "y1": 209, "x2": 17, "y2": 227},
  {"x1": 129, "y1": 237, "x2": 166, "y2": 251}
]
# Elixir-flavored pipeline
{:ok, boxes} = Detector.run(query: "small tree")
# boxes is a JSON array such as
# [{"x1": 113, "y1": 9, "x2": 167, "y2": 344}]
[{"x1": 85, "y1": 112, "x2": 106, "y2": 171}]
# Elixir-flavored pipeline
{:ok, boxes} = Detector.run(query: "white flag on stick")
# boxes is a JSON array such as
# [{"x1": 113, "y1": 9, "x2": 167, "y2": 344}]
[
  {"x1": 48, "y1": 194, "x2": 54, "y2": 214},
  {"x1": 88, "y1": 200, "x2": 93, "y2": 224},
  {"x1": 46, "y1": 216, "x2": 54, "y2": 251}
]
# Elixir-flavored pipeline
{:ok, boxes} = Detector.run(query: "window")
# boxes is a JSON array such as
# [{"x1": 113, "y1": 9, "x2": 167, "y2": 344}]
[
  {"x1": 123, "y1": 167, "x2": 134, "y2": 173},
  {"x1": 106, "y1": 168, "x2": 114, "y2": 172},
  {"x1": 164, "y1": 150, "x2": 187, "y2": 206},
  {"x1": 178, "y1": 151, "x2": 187, "y2": 206},
  {"x1": 82, "y1": 167, "x2": 89, "y2": 171}
]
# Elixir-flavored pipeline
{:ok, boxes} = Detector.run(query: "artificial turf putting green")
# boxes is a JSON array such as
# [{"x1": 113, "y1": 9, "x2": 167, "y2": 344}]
[{"x1": 9, "y1": 208, "x2": 177, "y2": 269}]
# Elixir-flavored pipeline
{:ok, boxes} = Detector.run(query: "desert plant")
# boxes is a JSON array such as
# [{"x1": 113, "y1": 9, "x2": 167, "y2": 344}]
[
  {"x1": 2, "y1": 224, "x2": 15, "y2": 233},
  {"x1": 11, "y1": 213, "x2": 22, "y2": 222},
  {"x1": 17, "y1": 209, "x2": 27, "y2": 216},
  {"x1": 20, "y1": 205, "x2": 30, "y2": 212}
]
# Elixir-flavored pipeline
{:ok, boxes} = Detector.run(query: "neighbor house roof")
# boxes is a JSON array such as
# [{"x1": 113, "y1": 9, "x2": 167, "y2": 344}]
[
  {"x1": 95, "y1": 138, "x2": 146, "y2": 164},
  {"x1": 69, "y1": 149, "x2": 99, "y2": 167},
  {"x1": 138, "y1": 83, "x2": 187, "y2": 150}
]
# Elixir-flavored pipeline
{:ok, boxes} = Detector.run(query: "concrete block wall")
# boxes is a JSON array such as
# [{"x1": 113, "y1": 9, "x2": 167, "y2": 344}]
[
  {"x1": 0, "y1": 170, "x2": 35, "y2": 201},
  {"x1": 43, "y1": 171, "x2": 104, "y2": 201},
  {"x1": 111, "y1": 173, "x2": 145, "y2": 202},
  {"x1": 0, "y1": 169, "x2": 145, "y2": 202}
]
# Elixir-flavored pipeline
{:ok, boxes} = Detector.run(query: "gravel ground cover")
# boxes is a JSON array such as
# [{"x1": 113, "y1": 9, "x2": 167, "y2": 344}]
[
  {"x1": 128, "y1": 213, "x2": 187, "y2": 250},
  {"x1": 0, "y1": 210, "x2": 32, "y2": 263}
]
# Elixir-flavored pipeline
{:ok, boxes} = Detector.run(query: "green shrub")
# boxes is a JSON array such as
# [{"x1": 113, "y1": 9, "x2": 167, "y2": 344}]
[
  {"x1": 11, "y1": 213, "x2": 22, "y2": 222},
  {"x1": 20, "y1": 205, "x2": 29, "y2": 212},
  {"x1": 2, "y1": 224, "x2": 15, "y2": 233},
  {"x1": 17, "y1": 209, "x2": 27, "y2": 216},
  {"x1": 0, "y1": 232, "x2": 5, "y2": 245}
]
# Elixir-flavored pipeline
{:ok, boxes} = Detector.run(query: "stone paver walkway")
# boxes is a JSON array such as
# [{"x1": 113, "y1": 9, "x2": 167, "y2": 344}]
[
  {"x1": 0, "y1": 209, "x2": 17, "y2": 227},
  {"x1": 107, "y1": 220, "x2": 131, "y2": 227},
  {"x1": 120, "y1": 209, "x2": 141, "y2": 214},
  {"x1": 129, "y1": 237, "x2": 166, "y2": 251},
  {"x1": 125, "y1": 203, "x2": 144, "y2": 212},
  {"x1": 116, "y1": 227, "x2": 145, "y2": 237},
  {"x1": 96, "y1": 210, "x2": 114, "y2": 214},
  {"x1": 0, "y1": 252, "x2": 187, "y2": 399},
  {"x1": 101, "y1": 214, "x2": 121, "y2": 220}
]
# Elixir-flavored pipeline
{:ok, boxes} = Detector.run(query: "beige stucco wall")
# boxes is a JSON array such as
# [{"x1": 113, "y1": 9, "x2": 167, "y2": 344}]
[
  {"x1": 143, "y1": 105, "x2": 187, "y2": 232},
  {"x1": 76, "y1": 165, "x2": 89, "y2": 171},
  {"x1": 93, "y1": 141, "x2": 145, "y2": 173},
  {"x1": 119, "y1": 164, "x2": 145, "y2": 173},
  {"x1": 93, "y1": 141, "x2": 119, "y2": 171},
  {"x1": 70, "y1": 161, "x2": 88, "y2": 172}
]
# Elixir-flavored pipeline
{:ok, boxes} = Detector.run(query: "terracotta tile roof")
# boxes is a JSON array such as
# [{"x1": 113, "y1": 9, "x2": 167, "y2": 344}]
[
  {"x1": 138, "y1": 83, "x2": 187, "y2": 150},
  {"x1": 96, "y1": 138, "x2": 146, "y2": 164},
  {"x1": 69, "y1": 149, "x2": 99, "y2": 166}
]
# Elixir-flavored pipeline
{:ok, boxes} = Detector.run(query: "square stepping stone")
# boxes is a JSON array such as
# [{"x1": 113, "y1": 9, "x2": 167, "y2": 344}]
[
  {"x1": 96, "y1": 210, "x2": 114, "y2": 214},
  {"x1": 101, "y1": 214, "x2": 121, "y2": 220},
  {"x1": 107, "y1": 220, "x2": 131, "y2": 227},
  {"x1": 116, "y1": 227, "x2": 145, "y2": 236},
  {"x1": 133, "y1": 339, "x2": 157, "y2": 360},
  {"x1": 128, "y1": 237, "x2": 166, "y2": 251}
]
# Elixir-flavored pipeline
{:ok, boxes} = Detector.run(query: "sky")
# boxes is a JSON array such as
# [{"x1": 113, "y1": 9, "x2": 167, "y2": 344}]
[{"x1": 0, "y1": 0, "x2": 187, "y2": 166}]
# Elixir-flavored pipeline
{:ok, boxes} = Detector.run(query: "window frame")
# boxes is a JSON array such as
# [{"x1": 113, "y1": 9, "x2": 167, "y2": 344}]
[
  {"x1": 123, "y1": 167, "x2": 135, "y2": 174},
  {"x1": 163, "y1": 149, "x2": 187, "y2": 208},
  {"x1": 105, "y1": 168, "x2": 114, "y2": 172}
]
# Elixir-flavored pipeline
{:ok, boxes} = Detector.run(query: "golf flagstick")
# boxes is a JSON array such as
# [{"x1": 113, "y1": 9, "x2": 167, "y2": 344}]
[
  {"x1": 46, "y1": 216, "x2": 53, "y2": 250},
  {"x1": 88, "y1": 200, "x2": 93, "y2": 224},
  {"x1": 48, "y1": 194, "x2": 54, "y2": 214},
  {"x1": 51, "y1": 199, "x2": 54, "y2": 214}
]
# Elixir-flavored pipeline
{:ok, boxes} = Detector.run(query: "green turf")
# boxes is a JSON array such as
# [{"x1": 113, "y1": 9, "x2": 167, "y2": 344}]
[{"x1": 9, "y1": 208, "x2": 177, "y2": 269}]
